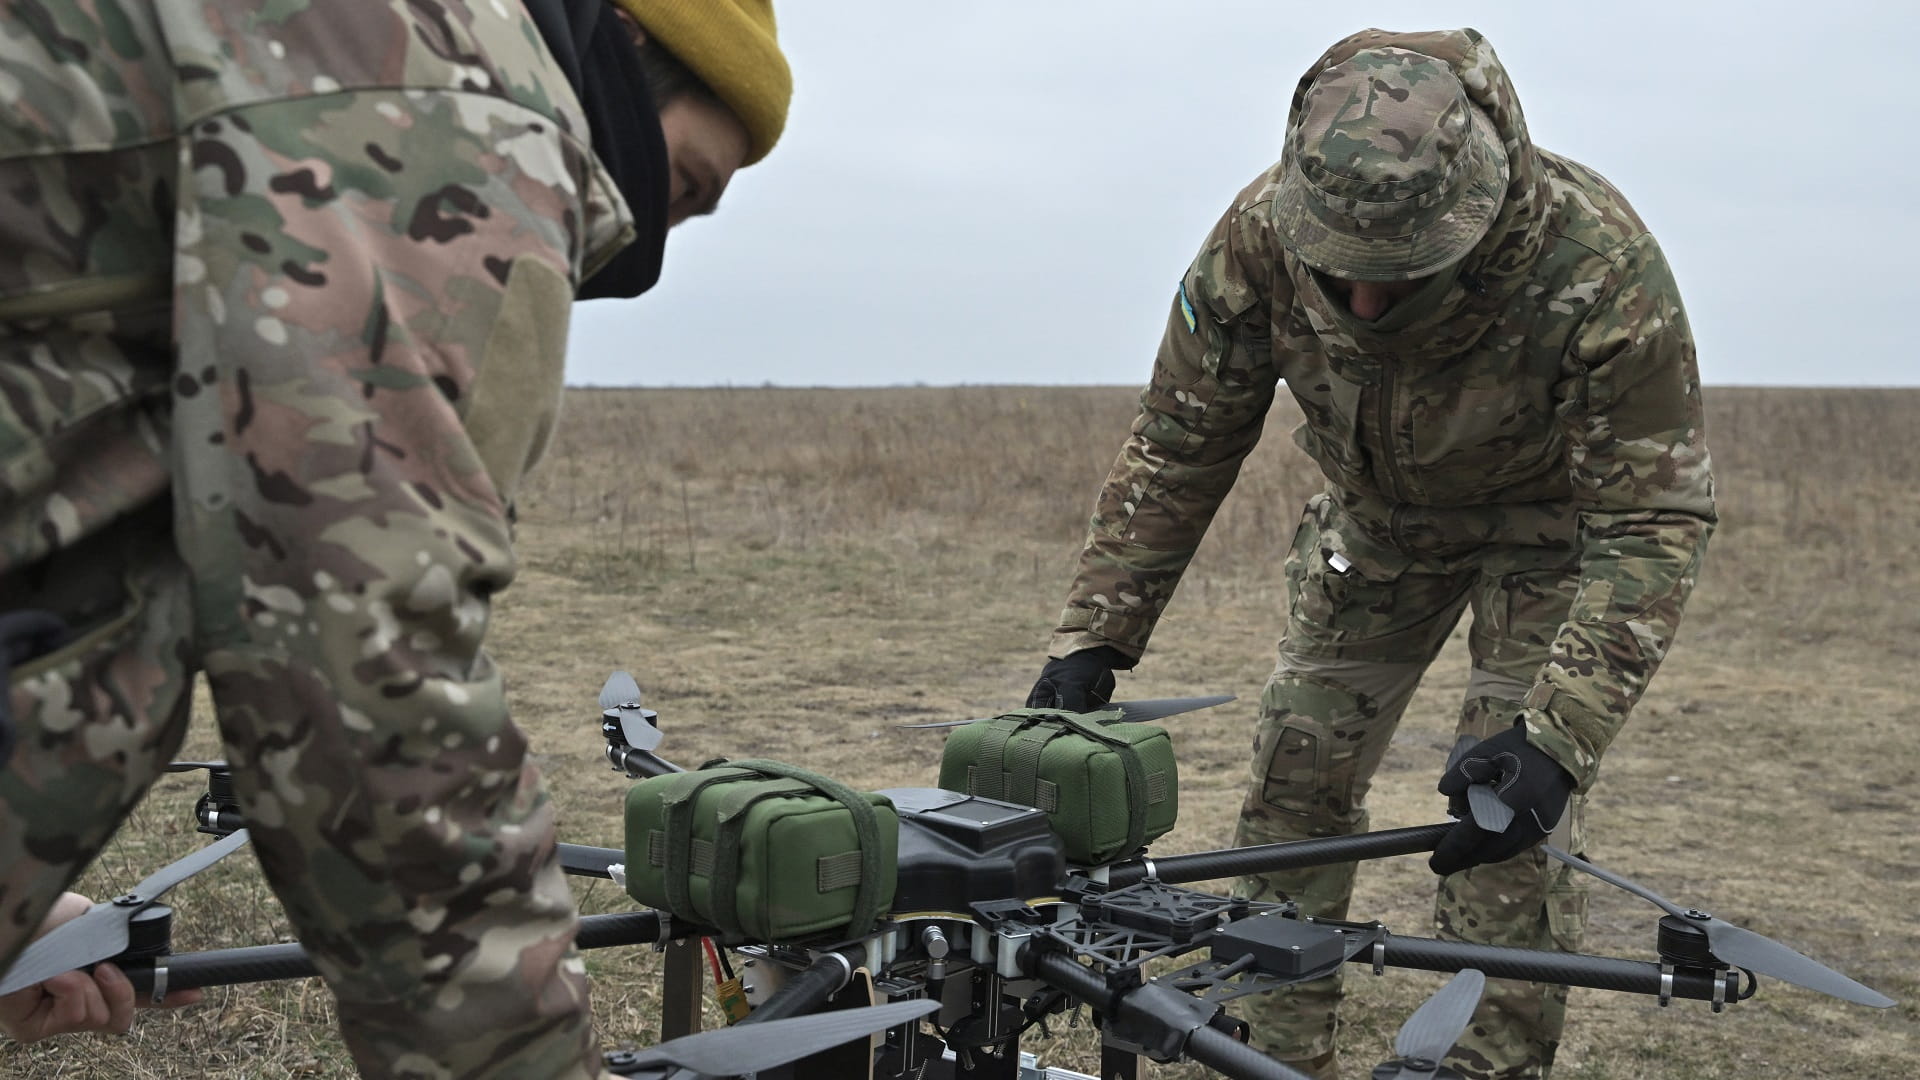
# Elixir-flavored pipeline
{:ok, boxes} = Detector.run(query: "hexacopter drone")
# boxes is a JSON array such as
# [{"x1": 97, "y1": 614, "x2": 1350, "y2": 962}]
[{"x1": 1, "y1": 671, "x2": 1894, "y2": 1080}]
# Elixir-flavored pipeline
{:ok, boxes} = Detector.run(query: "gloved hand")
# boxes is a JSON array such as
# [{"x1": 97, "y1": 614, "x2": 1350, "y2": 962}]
[
  {"x1": 1024, "y1": 645, "x2": 1134, "y2": 712},
  {"x1": 1429, "y1": 723, "x2": 1576, "y2": 876}
]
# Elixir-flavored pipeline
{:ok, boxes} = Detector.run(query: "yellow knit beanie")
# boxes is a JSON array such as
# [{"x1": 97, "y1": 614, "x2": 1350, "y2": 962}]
[{"x1": 615, "y1": 0, "x2": 792, "y2": 165}]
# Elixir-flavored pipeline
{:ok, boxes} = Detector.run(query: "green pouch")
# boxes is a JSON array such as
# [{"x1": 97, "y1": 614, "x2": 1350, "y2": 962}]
[
  {"x1": 624, "y1": 759, "x2": 898, "y2": 943},
  {"x1": 937, "y1": 708, "x2": 1178, "y2": 864}
]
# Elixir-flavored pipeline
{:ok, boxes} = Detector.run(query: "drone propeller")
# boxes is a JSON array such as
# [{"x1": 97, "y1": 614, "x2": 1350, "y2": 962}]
[
  {"x1": 0, "y1": 828, "x2": 252, "y2": 995},
  {"x1": 1445, "y1": 737, "x2": 1893, "y2": 1009},
  {"x1": 600, "y1": 670, "x2": 663, "y2": 752},
  {"x1": 1375, "y1": 968, "x2": 1485, "y2": 1079},
  {"x1": 901, "y1": 695, "x2": 1235, "y2": 730},
  {"x1": 165, "y1": 760, "x2": 227, "y2": 773},
  {"x1": 1107, "y1": 694, "x2": 1236, "y2": 724},
  {"x1": 1541, "y1": 846, "x2": 1894, "y2": 1009},
  {"x1": 615, "y1": 998, "x2": 939, "y2": 1077}
]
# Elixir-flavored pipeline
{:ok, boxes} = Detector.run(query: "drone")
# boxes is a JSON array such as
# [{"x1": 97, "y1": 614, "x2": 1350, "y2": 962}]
[{"x1": 1, "y1": 672, "x2": 1894, "y2": 1080}]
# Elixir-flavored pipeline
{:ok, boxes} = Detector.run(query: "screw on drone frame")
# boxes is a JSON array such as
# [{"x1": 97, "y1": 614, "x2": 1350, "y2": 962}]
[{"x1": 0, "y1": 828, "x2": 252, "y2": 995}]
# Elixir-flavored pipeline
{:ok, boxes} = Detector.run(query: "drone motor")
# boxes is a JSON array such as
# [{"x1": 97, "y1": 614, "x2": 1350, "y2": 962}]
[{"x1": 1655, "y1": 912, "x2": 1722, "y2": 969}]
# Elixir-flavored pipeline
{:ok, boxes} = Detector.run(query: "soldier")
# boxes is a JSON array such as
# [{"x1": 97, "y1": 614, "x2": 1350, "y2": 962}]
[
  {"x1": 0, "y1": 0, "x2": 789, "y2": 1074},
  {"x1": 1026, "y1": 28, "x2": 1714, "y2": 1080}
]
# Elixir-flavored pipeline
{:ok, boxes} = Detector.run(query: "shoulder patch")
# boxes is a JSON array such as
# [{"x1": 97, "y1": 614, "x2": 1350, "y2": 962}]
[{"x1": 1178, "y1": 281, "x2": 1197, "y2": 334}]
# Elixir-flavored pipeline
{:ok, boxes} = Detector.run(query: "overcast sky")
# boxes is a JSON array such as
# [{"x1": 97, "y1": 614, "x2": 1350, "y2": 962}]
[{"x1": 567, "y1": 1, "x2": 1915, "y2": 388}]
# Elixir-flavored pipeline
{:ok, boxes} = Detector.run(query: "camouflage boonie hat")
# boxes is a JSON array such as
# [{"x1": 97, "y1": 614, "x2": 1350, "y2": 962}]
[{"x1": 1275, "y1": 48, "x2": 1508, "y2": 282}]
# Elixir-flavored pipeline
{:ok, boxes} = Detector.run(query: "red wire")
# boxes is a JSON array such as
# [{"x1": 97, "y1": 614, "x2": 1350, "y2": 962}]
[{"x1": 701, "y1": 937, "x2": 725, "y2": 985}]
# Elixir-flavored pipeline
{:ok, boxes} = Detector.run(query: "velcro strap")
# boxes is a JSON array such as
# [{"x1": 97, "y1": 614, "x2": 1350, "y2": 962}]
[
  {"x1": 965, "y1": 764, "x2": 1001, "y2": 801},
  {"x1": 816, "y1": 850, "x2": 864, "y2": 892},
  {"x1": 706, "y1": 778, "x2": 813, "y2": 937},
  {"x1": 654, "y1": 767, "x2": 758, "y2": 923},
  {"x1": 966, "y1": 715, "x2": 1072, "y2": 812},
  {"x1": 970, "y1": 719, "x2": 1022, "y2": 799},
  {"x1": 647, "y1": 831, "x2": 716, "y2": 878},
  {"x1": 1003, "y1": 726, "x2": 1053, "y2": 806},
  {"x1": 712, "y1": 759, "x2": 889, "y2": 940},
  {"x1": 1050, "y1": 712, "x2": 1150, "y2": 857}
]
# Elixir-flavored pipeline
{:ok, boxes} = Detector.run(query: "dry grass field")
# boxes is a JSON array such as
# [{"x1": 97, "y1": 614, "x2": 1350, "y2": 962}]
[{"x1": 5, "y1": 386, "x2": 1916, "y2": 1079}]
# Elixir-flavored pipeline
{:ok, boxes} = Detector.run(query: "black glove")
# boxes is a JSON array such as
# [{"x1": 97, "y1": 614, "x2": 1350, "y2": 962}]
[
  {"x1": 1024, "y1": 646, "x2": 1134, "y2": 712},
  {"x1": 1429, "y1": 723, "x2": 1576, "y2": 876}
]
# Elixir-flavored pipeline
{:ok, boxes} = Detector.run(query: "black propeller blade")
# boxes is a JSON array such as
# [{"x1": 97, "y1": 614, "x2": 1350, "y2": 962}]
[
  {"x1": 1108, "y1": 695, "x2": 1236, "y2": 724},
  {"x1": 0, "y1": 829, "x2": 252, "y2": 995},
  {"x1": 600, "y1": 670, "x2": 662, "y2": 751},
  {"x1": 615, "y1": 998, "x2": 939, "y2": 1076},
  {"x1": 1541, "y1": 846, "x2": 1894, "y2": 1009},
  {"x1": 1377, "y1": 968, "x2": 1485, "y2": 1079},
  {"x1": 165, "y1": 760, "x2": 227, "y2": 772},
  {"x1": 1446, "y1": 736, "x2": 1893, "y2": 1009},
  {"x1": 901, "y1": 695, "x2": 1235, "y2": 730}
]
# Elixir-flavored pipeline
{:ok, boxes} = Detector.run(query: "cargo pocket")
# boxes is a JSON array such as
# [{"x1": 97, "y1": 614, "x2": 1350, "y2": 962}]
[
  {"x1": 4, "y1": 557, "x2": 195, "y2": 816},
  {"x1": 1290, "y1": 549, "x2": 1414, "y2": 653},
  {"x1": 1286, "y1": 366, "x2": 1365, "y2": 480},
  {"x1": 1280, "y1": 499, "x2": 1321, "y2": 626},
  {"x1": 462, "y1": 256, "x2": 573, "y2": 510},
  {"x1": 1253, "y1": 671, "x2": 1374, "y2": 829},
  {"x1": 1545, "y1": 869, "x2": 1589, "y2": 953},
  {"x1": 1255, "y1": 720, "x2": 1326, "y2": 819}
]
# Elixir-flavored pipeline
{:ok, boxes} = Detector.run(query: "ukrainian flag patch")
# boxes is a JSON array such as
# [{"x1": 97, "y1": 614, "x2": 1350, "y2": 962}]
[{"x1": 1178, "y1": 281, "x2": 1197, "y2": 334}]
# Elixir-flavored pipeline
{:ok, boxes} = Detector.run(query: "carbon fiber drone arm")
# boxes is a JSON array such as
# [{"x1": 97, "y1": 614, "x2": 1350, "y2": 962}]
[
  {"x1": 121, "y1": 912, "x2": 668, "y2": 998},
  {"x1": 1107, "y1": 822, "x2": 1453, "y2": 887}
]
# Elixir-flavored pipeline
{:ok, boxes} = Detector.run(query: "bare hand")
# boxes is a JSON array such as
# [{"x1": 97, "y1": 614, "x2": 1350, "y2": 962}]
[{"x1": 0, "y1": 893, "x2": 204, "y2": 1042}]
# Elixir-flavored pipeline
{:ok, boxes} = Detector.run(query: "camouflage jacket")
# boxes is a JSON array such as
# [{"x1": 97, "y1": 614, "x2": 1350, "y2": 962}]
[
  {"x1": 1, "y1": 2, "x2": 629, "y2": 1074},
  {"x1": 1051, "y1": 29, "x2": 1715, "y2": 787}
]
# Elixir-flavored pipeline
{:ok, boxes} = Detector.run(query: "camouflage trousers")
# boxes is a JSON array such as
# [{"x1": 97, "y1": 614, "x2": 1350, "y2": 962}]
[{"x1": 1233, "y1": 493, "x2": 1589, "y2": 1080}]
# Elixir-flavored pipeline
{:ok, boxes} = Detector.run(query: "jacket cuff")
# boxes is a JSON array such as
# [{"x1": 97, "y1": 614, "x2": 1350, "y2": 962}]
[
  {"x1": 1049, "y1": 607, "x2": 1148, "y2": 664},
  {"x1": 1517, "y1": 692, "x2": 1608, "y2": 791}
]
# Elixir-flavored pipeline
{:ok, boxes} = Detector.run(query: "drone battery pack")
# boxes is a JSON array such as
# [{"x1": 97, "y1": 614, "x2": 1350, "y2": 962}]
[
  {"x1": 936, "y1": 708, "x2": 1177, "y2": 865},
  {"x1": 623, "y1": 759, "x2": 898, "y2": 943},
  {"x1": 1207, "y1": 912, "x2": 1349, "y2": 979}
]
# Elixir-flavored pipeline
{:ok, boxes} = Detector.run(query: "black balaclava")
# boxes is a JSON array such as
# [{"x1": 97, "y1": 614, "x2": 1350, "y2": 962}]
[{"x1": 524, "y1": 0, "x2": 672, "y2": 299}]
